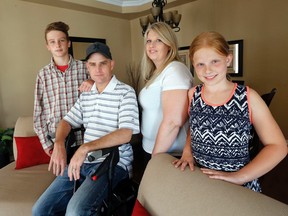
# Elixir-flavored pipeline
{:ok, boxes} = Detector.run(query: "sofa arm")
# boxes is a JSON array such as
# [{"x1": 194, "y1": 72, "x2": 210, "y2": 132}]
[{"x1": 137, "y1": 153, "x2": 288, "y2": 216}]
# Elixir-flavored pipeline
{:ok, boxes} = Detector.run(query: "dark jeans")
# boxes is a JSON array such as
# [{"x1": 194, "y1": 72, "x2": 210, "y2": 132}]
[{"x1": 32, "y1": 163, "x2": 128, "y2": 216}]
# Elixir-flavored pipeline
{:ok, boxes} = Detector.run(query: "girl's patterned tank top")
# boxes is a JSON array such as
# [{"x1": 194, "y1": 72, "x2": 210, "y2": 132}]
[{"x1": 189, "y1": 84, "x2": 261, "y2": 192}]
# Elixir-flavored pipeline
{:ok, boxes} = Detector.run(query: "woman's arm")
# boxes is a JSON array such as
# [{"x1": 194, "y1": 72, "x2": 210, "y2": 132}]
[{"x1": 152, "y1": 89, "x2": 189, "y2": 154}]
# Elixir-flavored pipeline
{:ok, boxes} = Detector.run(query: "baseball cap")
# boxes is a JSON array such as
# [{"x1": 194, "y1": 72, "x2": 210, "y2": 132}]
[{"x1": 85, "y1": 42, "x2": 112, "y2": 61}]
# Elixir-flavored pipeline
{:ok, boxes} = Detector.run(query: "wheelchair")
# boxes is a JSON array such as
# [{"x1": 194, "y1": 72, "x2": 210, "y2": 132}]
[
  {"x1": 94, "y1": 147, "x2": 139, "y2": 216},
  {"x1": 49, "y1": 128, "x2": 139, "y2": 216}
]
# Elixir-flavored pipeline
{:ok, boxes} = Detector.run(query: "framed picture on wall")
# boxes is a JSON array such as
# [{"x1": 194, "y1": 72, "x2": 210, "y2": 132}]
[
  {"x1": 179, "y1": 46, "x2": 194, "y2": 76},
  {"x1": 68, "y1": 37, "x2": 106, "y2": 61},
  {"x1": 227, "y1": 40, "x2": 243, "y2": 77}
]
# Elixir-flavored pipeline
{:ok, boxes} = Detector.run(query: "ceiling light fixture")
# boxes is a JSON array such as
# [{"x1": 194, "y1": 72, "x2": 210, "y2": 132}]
[{"x1": 139, "y1": 0, "x2": 182, "y2": 35}]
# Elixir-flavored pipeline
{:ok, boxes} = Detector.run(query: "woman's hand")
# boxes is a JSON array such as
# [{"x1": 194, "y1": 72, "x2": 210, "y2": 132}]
[{"x1": 200, "y1": 168, "x2": 246, "y2": 185}]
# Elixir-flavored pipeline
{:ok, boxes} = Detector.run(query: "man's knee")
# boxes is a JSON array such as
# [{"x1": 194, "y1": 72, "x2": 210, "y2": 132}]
[
  {"x1": 66, "y1": 201, "x2": 94, "y2": 216},
  {"x1": 32, "y1": 202, "x2": 44, "y2": 216}
]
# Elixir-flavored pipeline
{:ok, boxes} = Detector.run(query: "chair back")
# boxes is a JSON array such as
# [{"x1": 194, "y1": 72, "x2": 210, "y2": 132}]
[{"x1": 261, "y1": 88, "x2": 276, "y2": 107}]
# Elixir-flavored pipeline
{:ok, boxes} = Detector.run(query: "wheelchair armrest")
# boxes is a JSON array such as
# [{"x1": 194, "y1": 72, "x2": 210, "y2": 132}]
[{"x1": 91, "y1": 147, "x2": 120, "y2": 181}]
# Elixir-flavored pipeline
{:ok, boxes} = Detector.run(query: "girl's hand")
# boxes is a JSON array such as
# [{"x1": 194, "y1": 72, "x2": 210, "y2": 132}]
[
  {"x1": 200, "y1": 168, "x2": 246, "y2": 185},
  {"x1": 172, "y1": 151, "x2": 195, "y2": 171}
]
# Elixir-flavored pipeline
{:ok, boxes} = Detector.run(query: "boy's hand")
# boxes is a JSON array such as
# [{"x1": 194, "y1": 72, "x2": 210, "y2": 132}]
[
  {"x1": 78, "y1": 79, "x2": 94, "y2": 92},
  {"x1": 44, "y1": 146, "x2": 53, "y2": 157}
]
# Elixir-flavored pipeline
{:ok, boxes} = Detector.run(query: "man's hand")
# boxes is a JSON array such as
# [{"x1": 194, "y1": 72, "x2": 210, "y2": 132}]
[
  {"x1": 68, "y1": 145, "x2": 88, "y2": 181},
  {"x1": 48, "y1": 141, "x2": 67, "y2": 176},
  {"x1": 78, "y1": 79, "x2": 94, "y2": 92}
]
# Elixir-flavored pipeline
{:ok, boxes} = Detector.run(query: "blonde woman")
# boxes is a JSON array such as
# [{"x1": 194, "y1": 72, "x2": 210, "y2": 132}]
[{"x1": 139, "y1": 22, "x2": 193, "y2": 167}]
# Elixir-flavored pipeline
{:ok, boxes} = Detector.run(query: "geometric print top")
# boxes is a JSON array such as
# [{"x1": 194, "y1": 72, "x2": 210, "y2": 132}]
[{"x1": 189, "y1": 84, "x2": 261, "y2": 192}]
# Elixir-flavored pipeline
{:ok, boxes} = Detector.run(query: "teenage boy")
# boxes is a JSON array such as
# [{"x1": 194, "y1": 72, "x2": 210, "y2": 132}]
[
  {"x1": 33, "y1": 21, "x2": 93, "y2": 156},
  {"x1": 32, "y1": 42, "x2": 140, "y2": 215}
]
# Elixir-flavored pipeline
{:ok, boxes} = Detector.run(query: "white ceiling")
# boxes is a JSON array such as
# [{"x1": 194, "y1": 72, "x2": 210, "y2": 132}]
[
  {"x1": 96, "y1": 0, "x2": 152, "y2": 7},
  {"x1": 21, "y1": 0, "x2": 195, "y2": 20}
]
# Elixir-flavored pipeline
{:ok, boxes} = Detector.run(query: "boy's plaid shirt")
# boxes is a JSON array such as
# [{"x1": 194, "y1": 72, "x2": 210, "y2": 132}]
[{"x1": 33, "y1": 56, "x2": 88, "y2": 149}]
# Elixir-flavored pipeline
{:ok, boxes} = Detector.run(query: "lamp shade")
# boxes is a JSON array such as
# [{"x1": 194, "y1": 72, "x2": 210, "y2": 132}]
[
  {"x1": 140, "y1": 16, "x2": 149, "y2": 27},
  {"x1": 172, "y1": 13, "x2": 182, "y2": 25},
  {"x1": 148, "y1": 14, "x2": 155, "y2": 24},
  {"x1": 151, "y1": 7, "x2": 161, "y2": 17},
  {"x1": 139, "y1": 0, "x2": 181, "y2": 35},
  {"x1": 163, "y1": 12, "x2": 172, "y2": 22}
]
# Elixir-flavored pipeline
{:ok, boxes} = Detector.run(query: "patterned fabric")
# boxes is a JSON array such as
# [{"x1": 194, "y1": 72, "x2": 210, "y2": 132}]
[
  {"x1": 33, "y1": 56, "x2": 88, "y2": 150},
  {"x1": 64, "y1": 75, "x2": 140, "y2": 178},
  {"x1": 189, "y1": 84, "x2": 261, "y2": 192}
]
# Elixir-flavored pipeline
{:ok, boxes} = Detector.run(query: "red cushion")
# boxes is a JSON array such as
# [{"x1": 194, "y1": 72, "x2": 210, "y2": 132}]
[
  {"x1": 14, "y1": 136, "x2": 50, "y2": 169},
  {"x1": 132, "y1": 199, "x2": 151, "y2": 216}
]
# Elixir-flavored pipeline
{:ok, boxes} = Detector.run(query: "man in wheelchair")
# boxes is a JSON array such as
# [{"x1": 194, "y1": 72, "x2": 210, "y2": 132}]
[{"x1": 32, "y1": 42, "x2": 140, "y2": 216}]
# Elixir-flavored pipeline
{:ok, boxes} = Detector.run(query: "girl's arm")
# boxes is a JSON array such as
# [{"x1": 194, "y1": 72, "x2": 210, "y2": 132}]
[
  {"x1": 172, "y1": 128, "x2": 195, "y2": 171},
  {"x1": 202, "y1": 88, "x2": 287, "y2": 185},
  {"x1": 172, "y1": 88, "x2": 196, "y2": 171},
  {"x1": 236, "y1": 88, "x2": 287, "y2": 182}
]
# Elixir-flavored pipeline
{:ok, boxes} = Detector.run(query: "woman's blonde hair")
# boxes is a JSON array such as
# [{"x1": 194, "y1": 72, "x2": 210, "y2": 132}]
[
  {"x1": 141, "y1": 22, "x2": 180, "y2": 87},
  {"x1": 189, "y1": 31, "x2": 230, "y2": 63}
]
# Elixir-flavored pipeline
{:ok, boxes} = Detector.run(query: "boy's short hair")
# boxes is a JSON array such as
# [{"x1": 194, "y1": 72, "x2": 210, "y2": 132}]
[{"x1": 45, "y1": 21, "x2": 70, "y2": 42}]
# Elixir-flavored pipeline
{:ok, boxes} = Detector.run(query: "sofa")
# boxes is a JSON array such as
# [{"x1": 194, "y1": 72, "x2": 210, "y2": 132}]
[
  {"x1": 0, "y1": 116, "x2": 55, "y2": 216},
  {"x1": 1, "y1": 117, "x2": 287, "y2": 216},
  {"x1": 137, "y1": 153, "x2": 288, "y2": 216}
]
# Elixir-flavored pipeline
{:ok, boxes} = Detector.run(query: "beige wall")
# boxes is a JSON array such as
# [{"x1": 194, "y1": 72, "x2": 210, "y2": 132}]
[
  {"x1": 0, "y1": 0, "x2": 132, "y2": 128},
  {"x1": 131, "y1": 0, "x2": 288, "y2": 138},
  {"x1": 1, "y1": 0, "x2": 287, "y2": 138}
]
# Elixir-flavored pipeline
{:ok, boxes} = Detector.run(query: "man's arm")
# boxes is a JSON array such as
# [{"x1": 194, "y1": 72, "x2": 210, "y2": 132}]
[
  {"x1": 48, "y1": 119, "x2": 71, "y2": 176},
  {"x1": 68, "y1": 128, "x2": 132, "y2": 181}
]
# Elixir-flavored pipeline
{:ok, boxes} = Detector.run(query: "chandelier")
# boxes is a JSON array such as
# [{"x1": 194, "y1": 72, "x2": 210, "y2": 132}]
[{"x1": 139, "y1": 0, "x2": 182, "y2": 35}]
